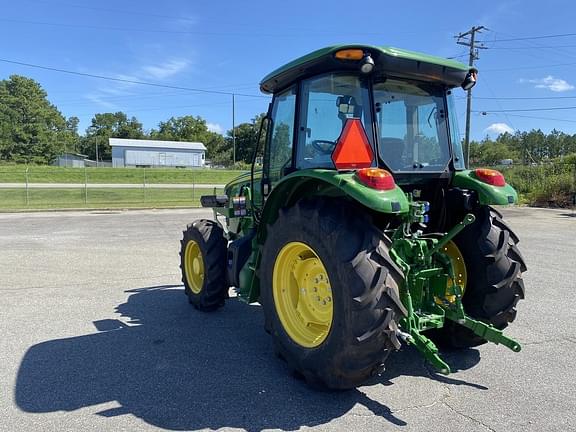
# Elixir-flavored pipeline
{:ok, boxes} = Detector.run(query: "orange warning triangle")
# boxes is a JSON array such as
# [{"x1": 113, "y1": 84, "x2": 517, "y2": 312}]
[{"x1": 331, "y1": 118, "x2": 374, "y2": 170}]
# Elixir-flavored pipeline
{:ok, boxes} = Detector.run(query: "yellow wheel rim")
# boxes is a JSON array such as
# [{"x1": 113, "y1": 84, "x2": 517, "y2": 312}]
[
  {"x1": 184, "y1": 240, "x2": 205, "y2": 294},
  {"x1": 272, "y1": 242, "x2": 333, "y2": 348},
  {"x1": 439, "y1": 240, "x2": 467, "y2": 304}
]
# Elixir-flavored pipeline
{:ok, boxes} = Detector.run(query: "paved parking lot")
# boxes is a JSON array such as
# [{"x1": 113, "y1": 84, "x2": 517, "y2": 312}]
[{"x1": 0, "y1": 206, "x2": 574, "y2": 431}]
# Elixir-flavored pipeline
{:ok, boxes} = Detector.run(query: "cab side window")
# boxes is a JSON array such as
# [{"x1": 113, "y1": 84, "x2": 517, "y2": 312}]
[{"x1": 265, "y1": 86, "x2": 296, "y2": 184}]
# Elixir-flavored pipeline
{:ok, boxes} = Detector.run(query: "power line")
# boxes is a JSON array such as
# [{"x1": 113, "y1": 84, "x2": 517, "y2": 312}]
[
  {"x1": 487, "y1": 30, "x2": 576, "y2": 62},
  {"x1": 481, "y1": 77, "x2": 517, "y2": 131},
  {"x1": 0, "y1": 17, "x2": 376, "y2": 38},
  {"x1": 56, "y1": 85, "x2": 259, "y2": 106},
  {"x1": 475, "y1": 106, "x2": 576, "y2": 113},
  {"x1": 2, "y1": 13, "x2": 442, "y2": 38},
  {"x1": 486, "y1": 45, "x2": 576, "y2": 50},
  {"x1": 474, "y1": 95, "x2": 576, "y2": 100},
  {"x1": 483, "y1": 61, "x2": 576, "y2": 72},
  {"x1": 22, "y1": 0, "x2": 200, "y2": 23},
  {"x1": 0, "y1": 58, "x2": 269, "y2": 99},
  {"x1": 487, "y1": 113, "x2": 576, "y2": 124},
  {"x1": 479, "y1": 33, "x2": 576, "y2": 42}
]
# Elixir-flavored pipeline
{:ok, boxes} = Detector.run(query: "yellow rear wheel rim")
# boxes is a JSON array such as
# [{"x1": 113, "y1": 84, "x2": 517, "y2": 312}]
[
  {"x1": 272, "y1": 242, "x2": 333, "y2": 348},
  {"x1": 441, "y1": 240, "x2": 467, "y2": 303},
  {"x1": 184, "y1": 240, "x2": 204, "y2": 294}
]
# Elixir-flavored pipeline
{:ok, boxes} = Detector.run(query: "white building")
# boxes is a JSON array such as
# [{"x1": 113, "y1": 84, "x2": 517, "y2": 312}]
[
  {"x1": 53, "y1": 152, "x2": 88, "y2": 168},
  {"x1": 110, "y1": 138, "x2": 206, "y2": 168}
]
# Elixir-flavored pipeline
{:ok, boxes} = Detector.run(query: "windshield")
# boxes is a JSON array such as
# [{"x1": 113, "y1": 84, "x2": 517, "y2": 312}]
[{"x1": 374, "y1": 79, "x2": 451, "y2": 172}]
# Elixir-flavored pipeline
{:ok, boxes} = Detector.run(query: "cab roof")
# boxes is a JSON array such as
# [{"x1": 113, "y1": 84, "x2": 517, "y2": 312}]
[{"x1": 260, "y1": 44, "x2": 471, "y2": 94}]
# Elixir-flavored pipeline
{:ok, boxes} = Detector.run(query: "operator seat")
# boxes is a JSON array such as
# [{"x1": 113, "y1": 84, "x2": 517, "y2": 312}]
[{"x1": 380, "y1": 137, "x2": 405, "y2": 171}]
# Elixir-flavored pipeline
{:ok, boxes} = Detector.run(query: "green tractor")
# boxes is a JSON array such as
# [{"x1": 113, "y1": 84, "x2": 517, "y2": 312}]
[{"x1": 180, "y1": 45, "x2": 526, "y2": 389}]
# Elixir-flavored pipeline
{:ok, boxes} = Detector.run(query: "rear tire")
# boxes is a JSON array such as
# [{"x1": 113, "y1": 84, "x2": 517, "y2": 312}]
[
  {"x1": 430, "y1": 206, "x2": 526, "y2": 348},
  {"x1": 180, "y1": 219, "x2": 228, "y2": 311},
  {"x1": 260, "y1": 199, "x2": 406, "y2": 390}
]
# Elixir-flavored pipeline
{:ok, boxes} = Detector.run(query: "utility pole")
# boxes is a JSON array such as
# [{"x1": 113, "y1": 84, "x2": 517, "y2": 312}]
[
  {"x1": 95, "y1": 136, "x2": 99, "y2": 167},
  {"x1": 456, "y1": 25, "x2": 487, "y2": 168},
  {"x1": 232, "y1": 93, "x2": 236, "y2": 166}
]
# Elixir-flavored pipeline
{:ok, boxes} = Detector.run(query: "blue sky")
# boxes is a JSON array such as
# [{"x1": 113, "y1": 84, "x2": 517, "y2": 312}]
[{"x1": 1, "y1": 0, "x2": 575, "y2": 141}]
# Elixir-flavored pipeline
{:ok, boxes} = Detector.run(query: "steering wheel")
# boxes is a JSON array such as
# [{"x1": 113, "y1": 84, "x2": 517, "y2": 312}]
[{"x1": 311, "y1": 139, "x2": 336, "y2": 154}]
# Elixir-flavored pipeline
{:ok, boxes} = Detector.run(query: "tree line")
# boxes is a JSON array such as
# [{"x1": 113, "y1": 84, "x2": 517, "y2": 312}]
[
  {"x1": 468, "y1": 130, "x2": 576, "y2": 166},
  {"x1": 2, "y1": 74, "x2": 576, "y2": 168},
  {"x1": 0, "y1": 75, "x2": 265, "y2": 166}
]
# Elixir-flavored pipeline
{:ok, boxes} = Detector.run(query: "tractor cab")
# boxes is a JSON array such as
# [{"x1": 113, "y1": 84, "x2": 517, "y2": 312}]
[{"x1": 258, "y1": 46, "x2": 475, "y2": 195}]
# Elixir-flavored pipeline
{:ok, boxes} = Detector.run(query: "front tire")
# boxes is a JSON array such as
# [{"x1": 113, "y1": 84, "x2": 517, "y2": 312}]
[
  {"x1": 260, "y1": 199, "x2": 406, "y2": 390},
  {"x1": 180, "y1": 219, "x2": 228, "y2": 311}
]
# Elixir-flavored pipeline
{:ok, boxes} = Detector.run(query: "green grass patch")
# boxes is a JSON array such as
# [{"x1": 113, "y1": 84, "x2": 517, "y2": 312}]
[
  {"x1": 0, "y1": 164, "x2": 246, "y2": 184},
  {"x1": 501, "y1": 164, "x2": 575, "y2": 208},
  {"x1": 0, "y1": 187, "x2": 223, "y2": 210}
]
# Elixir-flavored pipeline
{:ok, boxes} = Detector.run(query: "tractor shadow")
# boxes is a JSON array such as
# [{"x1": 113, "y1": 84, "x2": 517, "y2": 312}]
[{"x1": 15, "y1": 285, "x2": 484, "y2": 431}]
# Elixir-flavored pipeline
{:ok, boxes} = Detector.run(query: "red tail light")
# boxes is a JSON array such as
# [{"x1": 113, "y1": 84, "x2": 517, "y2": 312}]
[
  {"x1": 474, "y1": 168, "x2": 506, "y2": 187},
  {"x1": 331, "y1": 119, "x2": 374, "y2": 170},
  {"x1": 356, "y1": 168, "x2": 395, "y2": 191}
]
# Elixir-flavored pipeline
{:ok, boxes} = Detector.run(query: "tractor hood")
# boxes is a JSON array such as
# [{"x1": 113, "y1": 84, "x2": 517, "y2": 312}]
[{"x1": 260, "y1": 45, "x2": 471, "y2": 94}]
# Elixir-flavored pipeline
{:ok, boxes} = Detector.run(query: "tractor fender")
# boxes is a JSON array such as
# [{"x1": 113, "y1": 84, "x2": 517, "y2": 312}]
[
  {"x1": 257, "y1": 169, "x2": 409, "y2": 244},
  {"x1": 452, "y1": 170, "x2": 518, "y2": 206}
]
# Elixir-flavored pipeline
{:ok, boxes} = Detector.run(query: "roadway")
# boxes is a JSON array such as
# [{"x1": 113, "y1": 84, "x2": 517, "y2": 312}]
[{"x1": 0, "y1": 206, "x2": 574, "y2": 431}]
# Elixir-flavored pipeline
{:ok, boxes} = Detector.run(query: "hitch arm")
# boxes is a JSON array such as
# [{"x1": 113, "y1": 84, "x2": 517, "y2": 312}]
[
  {"x1": 427, "y1": 213, "x2": 476, "y2": 258},
  {"x1": 445, "y1": 310, "x2": 522, "y2": 353},
  {"x1": 407, "y1": 330, "x2": 452, "y2": 375}
]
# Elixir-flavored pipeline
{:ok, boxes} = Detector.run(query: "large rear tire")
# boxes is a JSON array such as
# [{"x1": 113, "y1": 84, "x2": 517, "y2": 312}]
[
  {"x1": 430, "y1": 206, "x2": 526, "y2": 348},
  {"x1": 260, "y1": 199, "x2": 406, "y2": 390},
  {"x1": 180, "y1": 219, "x2": 228, "y2": 311}
]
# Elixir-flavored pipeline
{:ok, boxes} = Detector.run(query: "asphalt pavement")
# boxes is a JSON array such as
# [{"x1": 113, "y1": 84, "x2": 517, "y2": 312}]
[{"x1": 0, "y1": 206, "x2": 574, "y2": 431}]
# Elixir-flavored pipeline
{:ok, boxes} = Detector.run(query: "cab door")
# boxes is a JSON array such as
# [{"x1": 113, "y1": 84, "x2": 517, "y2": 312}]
[{"x1": 261, "y1": 86, "x2": 297, "y2": 197}]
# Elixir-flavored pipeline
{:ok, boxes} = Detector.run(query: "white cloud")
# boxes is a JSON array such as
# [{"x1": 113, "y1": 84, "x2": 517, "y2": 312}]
[
  {"x1": 82, "y1": 58, "x2": 191, "y2": 111},
  {"x1": 207, "y1": 122, "x2": 223, "y2": 134},
  {"x1": 484, "y1": 123, "x2": 514, "y2": 136},
  {"x1": 524, "y1": 76, "x2": 574, "y2": 92},
  {"x1": 141, "y1": 59, "x2": 190, "y2": 80},
  {"x1": 84, "y1": 94, "x2": 120, "y2": 110}
]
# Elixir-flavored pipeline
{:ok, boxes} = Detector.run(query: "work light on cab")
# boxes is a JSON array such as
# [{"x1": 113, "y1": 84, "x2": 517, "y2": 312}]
[
  {"x1": 474, "y1": 168, "x2": 506, "y2": 186},
  {"x1": 334, "y1": 49, "x2": 375, "y2": 74},
  {"x1": 356, "y1": 168, "x2": 396, "y2": 191}
]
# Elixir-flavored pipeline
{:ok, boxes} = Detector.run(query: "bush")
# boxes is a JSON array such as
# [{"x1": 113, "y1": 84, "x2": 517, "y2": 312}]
[{"x1": 501, "y1": 163, "x2": 575, "y2": 208}]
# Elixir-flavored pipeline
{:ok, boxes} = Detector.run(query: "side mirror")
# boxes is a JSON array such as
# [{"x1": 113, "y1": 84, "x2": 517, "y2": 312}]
[{"x1": 461, "y1": 68, "x2": 478, "y2": 90}]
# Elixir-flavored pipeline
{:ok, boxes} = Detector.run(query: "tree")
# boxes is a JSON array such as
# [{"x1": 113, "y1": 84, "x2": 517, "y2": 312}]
[
  {"x1": 227, "y1": 113, "x2": 267, "y2": 164},
  {"x1": 150, "y1": 115, "x2": 229, "y2": 163},
  {"x1": 151, "y1": 115, "x2": 207, "y2": 142},
  {"x1": 0, "y1": 75, "x2": 69, "y2": 163},
  {"x1": 80, "y1": 112, "x2": 144, "y2": 160}
]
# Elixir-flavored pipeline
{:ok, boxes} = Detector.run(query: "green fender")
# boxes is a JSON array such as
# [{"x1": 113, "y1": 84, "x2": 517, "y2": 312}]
[
  {"x1": 452, "y1": 170, "x2": 518, "y2": 205},
  {"x1": 257, "y1": 169, "x2": 409, "y2": 243}
]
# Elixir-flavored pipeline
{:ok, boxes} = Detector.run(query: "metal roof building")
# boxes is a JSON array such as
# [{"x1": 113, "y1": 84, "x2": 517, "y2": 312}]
[{"x1": 110, "y1": 138, "x2": 207, "y2": 168}]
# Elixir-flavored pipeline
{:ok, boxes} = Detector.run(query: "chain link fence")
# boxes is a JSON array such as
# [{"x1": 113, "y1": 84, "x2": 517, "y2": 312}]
[{"x1": 0, "y1": 167, "x2": 226, "y2": 210}]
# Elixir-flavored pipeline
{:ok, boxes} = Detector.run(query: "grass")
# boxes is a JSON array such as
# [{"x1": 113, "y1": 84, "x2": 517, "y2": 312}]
[
  {"x1": 0, "y1": 164, "x2": 246, "y2": 184},
  {"x1": 0, "y1": 187, "x2": 223, "y2": 210},
  {"x1": 500, "y1": 163, "x2": 576, "y2": 208}
]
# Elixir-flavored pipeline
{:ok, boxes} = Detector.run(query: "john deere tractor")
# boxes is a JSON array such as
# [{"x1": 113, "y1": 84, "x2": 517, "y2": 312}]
[{"x1": 179, "y1": 45, "x2": 526, "y2": 389}]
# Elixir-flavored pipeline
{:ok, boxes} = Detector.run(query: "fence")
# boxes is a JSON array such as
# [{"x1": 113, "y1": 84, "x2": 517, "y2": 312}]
[
  {"x1": 0, "y1": 166, "x2": 228, "y2": 210},
  {"x1": 2, "y1": 163, "x2": 574, "y2": 210}
]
